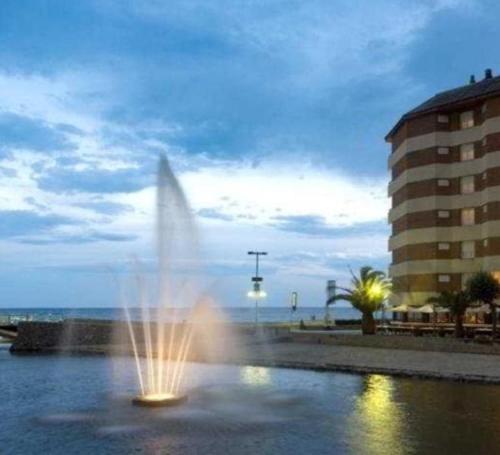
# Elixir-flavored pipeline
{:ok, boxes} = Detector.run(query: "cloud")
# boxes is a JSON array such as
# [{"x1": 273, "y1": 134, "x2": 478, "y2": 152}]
[
  {"x1": 0, "y1": 166, "x2": 17, "y2": 177},
  {"x1": 270, "y1": 215, "x2": 390, "y2": 238},
  {"x1": 0, "y1": 1, "x2": 469, "y2": 172},
  {"x1": 55, "y1": 155, "x2": 85, "y2": 167},
  {"x1": 270, "y1": 215, "x2": 337, "y2": 237},
  {"x1": 37, "y1": 165, "x2": 153, "y2": 194},
  {"x1": 55, "y1": 123, "x2": 85, "y2": 136},
  {"x1": 0, "y1": 112, "x2": 76, "y2": 153},
  {"x1": 181, "y1": 159, "x2": 389, "y2": 228},
  {"x1": 75, "y1": 201, "x2": 134, "y2": 215},
  {"x1": 273, "y1": 247, "x2": 390, "y2": 281},
  {"x1": 197, "y1": 207, "x2": 233, "y2": 222},
  {"x1": 0, "y1": 210, "x2": 79, "y2": 238},
  {"x1": 0, "y1": 0, "x2": 477, "y2": 307},
  {"x1": 18, "y1": 231, "x2": 137, "y2": 245}
]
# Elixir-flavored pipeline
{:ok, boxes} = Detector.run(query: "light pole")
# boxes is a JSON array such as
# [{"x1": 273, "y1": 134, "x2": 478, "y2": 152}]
[{"x1": 247, "y1": 251, "x2": 268, "y2": 326}]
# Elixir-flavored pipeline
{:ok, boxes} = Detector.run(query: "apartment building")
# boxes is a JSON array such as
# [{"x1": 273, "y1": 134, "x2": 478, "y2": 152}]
[{"x1": 386, "y1": 69, "x2": 500, "y2": 306}]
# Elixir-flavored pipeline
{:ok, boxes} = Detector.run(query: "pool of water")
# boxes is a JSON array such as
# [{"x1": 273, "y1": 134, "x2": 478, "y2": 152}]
[{"x1": 2, "y1": 344, "x2": 500, "y2": 454}]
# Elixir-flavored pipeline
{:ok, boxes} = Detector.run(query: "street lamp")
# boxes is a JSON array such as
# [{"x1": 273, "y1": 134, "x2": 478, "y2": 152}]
[{"x1": 247, "y1": 251, "x2": 268, "y2": 325}]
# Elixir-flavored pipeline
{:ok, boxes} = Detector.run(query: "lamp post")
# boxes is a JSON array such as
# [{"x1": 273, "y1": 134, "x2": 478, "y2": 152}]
[{"x1": 247, "y1": 251, "x2": 268, "y2": 326}]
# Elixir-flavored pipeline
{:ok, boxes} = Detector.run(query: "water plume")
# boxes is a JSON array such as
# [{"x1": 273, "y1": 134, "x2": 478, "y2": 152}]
[{"x1": 123, "y1": 154, "x2": 199, "y2": 403}]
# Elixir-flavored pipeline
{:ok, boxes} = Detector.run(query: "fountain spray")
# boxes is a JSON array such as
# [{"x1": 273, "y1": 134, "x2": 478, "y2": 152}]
[{"x1": 126, "y1": 155, "x2": 197, "y2": 408}]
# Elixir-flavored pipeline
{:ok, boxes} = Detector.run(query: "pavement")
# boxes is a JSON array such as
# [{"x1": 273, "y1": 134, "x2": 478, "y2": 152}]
[{"x1": 209, "y1": 337, "x2": 500, "y2": 384}]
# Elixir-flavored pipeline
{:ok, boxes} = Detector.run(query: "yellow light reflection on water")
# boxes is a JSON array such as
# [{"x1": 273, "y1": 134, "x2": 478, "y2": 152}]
[
  {"x1": 348, "y1": 375, "x2": 406, "y2": 455},
  {"x1": 240, "y1": 366, "x2": 271, "y2": 385}
]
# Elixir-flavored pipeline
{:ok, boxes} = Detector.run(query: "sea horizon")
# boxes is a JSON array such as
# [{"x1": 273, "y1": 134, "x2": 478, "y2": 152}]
[{"x1": 0, "y1": 305, "x2": 362, "y2": 324}]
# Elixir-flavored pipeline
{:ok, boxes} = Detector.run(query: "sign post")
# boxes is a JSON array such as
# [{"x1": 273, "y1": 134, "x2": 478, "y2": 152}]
[
  {"x1": 290, "y1": 291, "x2": 298, "y2": 327},
  {"x1": 326, "y1": 280, "x2": 336, "y2": 326}
]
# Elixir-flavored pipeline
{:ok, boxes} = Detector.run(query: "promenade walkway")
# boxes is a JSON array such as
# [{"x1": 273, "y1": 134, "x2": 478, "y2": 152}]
[{"x1": 227, "y1": 340, "x2": 500, "y2": 384}]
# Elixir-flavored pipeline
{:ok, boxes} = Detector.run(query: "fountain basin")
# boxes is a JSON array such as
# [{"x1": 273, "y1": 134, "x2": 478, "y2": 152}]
[{"x1": 132, "y1": 393, "x2": 188, "y2": 408}]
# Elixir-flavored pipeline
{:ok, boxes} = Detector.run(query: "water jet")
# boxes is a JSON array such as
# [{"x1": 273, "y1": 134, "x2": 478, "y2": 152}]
[{"x1": 123, "y1": 154, "x2": 198, "y2": 408}]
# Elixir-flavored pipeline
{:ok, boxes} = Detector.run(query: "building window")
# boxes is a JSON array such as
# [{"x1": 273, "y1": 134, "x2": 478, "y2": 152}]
[
  {"x1": 438, "y1": 147, "x2": 449, "y2": 155},
  {"x1": 492, "y1": 271, "x2": 500, "y2": 283},
  {"x1": 483, "y1": 171, "x2": 487, "y2": 180},
  {"x1": 460, "y1": 111, "x2": 474, "y2": 129},
  {"x1": 438, "y1": 242, "x2": 450, "y2": 250},
  {"x1": 438, "y1": 179, "x2": 450, "y2": 187},
  {"x1": 482, "y1": 137, "x2": 488, "y2": 147},
  {"x1": 483, "y1": 204, "x2": 488, "y2": 213},
  {"x1": 482, "y1": 103, "x2": 488, "y2": 114},
  {"x1": 460, "y1": 143, "x2": 475, "y2": 161},
  {"x1": 438, "y1": 114, "x2": 449, "y2": 123},
  {"x1": 438, "y1": 210, "x2": 450, "y2": 218},
  {"x1": 461, "y1": 241, "x2": 475, "y2": 259},
  {"x1": 461, "y1": 208, "x2": 475, "y2": 225},
  {"x1": 438, "y1": 274, "x2": 451, "y2": 283},
  {"x1": 483, "y1": 239, "x2": 489, "y2": 247},
  {"x1": 461, "y1": 176, "x2": 475, "y2": 194}
]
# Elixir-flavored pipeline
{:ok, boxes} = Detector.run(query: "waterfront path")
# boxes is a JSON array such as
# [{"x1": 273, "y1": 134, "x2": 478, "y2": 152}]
[
  {"x1": 61, "y1": 339, "x2": 500, "y2": 384},
  {"x1": 224, "y1": 340, "x2": 500, "y2": 384}
]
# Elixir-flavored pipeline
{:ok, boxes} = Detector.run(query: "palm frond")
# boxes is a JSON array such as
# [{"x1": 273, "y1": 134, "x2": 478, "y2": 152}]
[{"x1": 327, "y1": 292, "x2": 354, "y2": 306}]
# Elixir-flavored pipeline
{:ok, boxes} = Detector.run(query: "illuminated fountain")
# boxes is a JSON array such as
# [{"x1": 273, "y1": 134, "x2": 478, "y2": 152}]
[{"x1": 124, "y1": 155, "x2": 198, "y2": 408}]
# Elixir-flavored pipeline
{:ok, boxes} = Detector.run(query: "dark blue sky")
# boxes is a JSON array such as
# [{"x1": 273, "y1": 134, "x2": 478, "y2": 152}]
[{"x1": 0, "y1": 0, "x2": 497, "y2": 307}]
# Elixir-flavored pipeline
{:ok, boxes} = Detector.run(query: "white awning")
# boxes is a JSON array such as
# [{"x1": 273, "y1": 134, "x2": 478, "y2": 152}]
[
  {"x1": 409, "y1": 304, "x2": 435, "y2": 314},
  {"x1": 467, "y1": 304, "x2": 491, "y2": 314},
  {"x1": 434, "y1": 306, "x2": 450, "y2": 313},
  {"x1": 389, "y1": 304, "x2": 409, "y2": 312},
  {"x1": 389, "y1": 303, "x2": 442, "y2": 313}
]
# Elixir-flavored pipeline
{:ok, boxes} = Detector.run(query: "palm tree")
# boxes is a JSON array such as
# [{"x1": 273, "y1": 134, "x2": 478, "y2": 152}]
[
  {"x1": 328, "y1": 266, "x2": 391, "y2": 335},
  {"x1": 467, "y1": 271, "x2": 500, "y2": 337},
  {"x1": 426, "y1": 291, "x2": 471, "y2": 338}
]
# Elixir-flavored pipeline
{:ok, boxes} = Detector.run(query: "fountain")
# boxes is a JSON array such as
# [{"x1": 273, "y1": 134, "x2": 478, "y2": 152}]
[{"x1": 124, "y1": 154, "x2": 198, "y2": 408}]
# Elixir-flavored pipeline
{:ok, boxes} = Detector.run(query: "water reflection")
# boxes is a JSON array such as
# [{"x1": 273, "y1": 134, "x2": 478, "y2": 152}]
[
  {"x1": 348, "y1": 375, "x2": 408, "y2": 455},
  {"x1": 240, "y1": 366, "x2": 272, "y2": 386},
  {"x1": 5, "y1": 349, "x2": 500, "y2": 455}
]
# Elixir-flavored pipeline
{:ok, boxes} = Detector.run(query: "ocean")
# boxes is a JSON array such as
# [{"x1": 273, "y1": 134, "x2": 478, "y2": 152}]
[{"x1": 0, "y1": 306, "x2": 363, "y2": 324}]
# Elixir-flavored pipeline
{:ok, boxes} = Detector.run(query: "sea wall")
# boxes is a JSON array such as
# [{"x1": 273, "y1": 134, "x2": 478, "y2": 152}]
[
  {"x1": 13, "y1": 320, "x2": 500, "y2": 356},
  {"x1": 9, "y1": 320, "x2": 290, "y2": 353},
  {"x1": 11, "y1": 321, "x2": 115, "y2": 352}
]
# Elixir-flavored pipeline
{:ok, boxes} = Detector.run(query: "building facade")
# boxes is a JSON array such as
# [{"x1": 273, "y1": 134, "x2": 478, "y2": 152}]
[{"x1": 386, "y1": 69, "x2": 500, "y2": 306}]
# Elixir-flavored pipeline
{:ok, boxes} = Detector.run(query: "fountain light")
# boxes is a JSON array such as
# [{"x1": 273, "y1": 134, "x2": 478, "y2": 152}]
[{"x1": 132, "y1": 393, "x2": 188, "y2": 408}]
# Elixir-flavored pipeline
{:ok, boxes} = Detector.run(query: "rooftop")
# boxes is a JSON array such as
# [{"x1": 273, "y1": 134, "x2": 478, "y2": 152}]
[{"x1": 387, "y1": 69, "x2": 500, "y2": 140}]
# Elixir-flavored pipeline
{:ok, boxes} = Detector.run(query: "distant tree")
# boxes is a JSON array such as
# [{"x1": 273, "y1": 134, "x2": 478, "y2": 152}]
[
  {"x1": 467, "y1": 271, "x2": 500, "y2": 337},
  {"x1": 328, "y1": 266, "x2": 391, "y2": 335},
  {"x1": 427, "y1": 291, "x2": 471, "y2": 338}
]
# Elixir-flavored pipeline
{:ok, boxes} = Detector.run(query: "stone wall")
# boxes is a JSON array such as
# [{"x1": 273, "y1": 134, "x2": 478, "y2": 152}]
[
  {"x1": 11, "y1": 319, "x2": 154, "y2": 352},
  {"x1": 11, "y1": 321, "x2": 65, "y2": 352},
  {"x1": 10, "y1": 320, "x2": 290, "y2": 353},
  {"x1": 10, "y1": 320, "x2": 188, "y2": 352}
]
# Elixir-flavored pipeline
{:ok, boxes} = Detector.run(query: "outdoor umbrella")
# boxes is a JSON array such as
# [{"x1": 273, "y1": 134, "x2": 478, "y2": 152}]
[
  {"x1": 409, "y1": 304, "x2": 435, "y2": 314},
  {"x1": 388, "y1": 303, "x2": 408, "y2": 312}
]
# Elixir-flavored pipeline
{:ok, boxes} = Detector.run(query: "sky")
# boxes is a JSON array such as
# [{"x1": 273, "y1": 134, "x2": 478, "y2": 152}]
[{"x1": 1, "y1": 0, "x2": 499, "y2": 308}]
